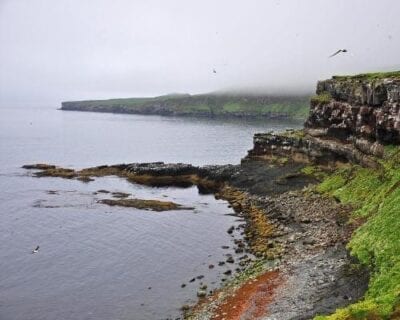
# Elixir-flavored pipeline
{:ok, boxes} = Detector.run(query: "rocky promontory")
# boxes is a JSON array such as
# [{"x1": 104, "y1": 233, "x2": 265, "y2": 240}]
[
  {"x1": 247, "y1": 72, "x2": 400, "y2": 169},
  {"x1": 244, "y1": 71, "x2": 400, "y2": 320},
  {"x1": 26, "y1": 71, "x2": 400, "y2": 319},
  {"x1": 61, "y1": 93, "x2": 310, "y2": 119},
  {"x1": 306, "y1": 72, "x2": 400, "y2": 144}
]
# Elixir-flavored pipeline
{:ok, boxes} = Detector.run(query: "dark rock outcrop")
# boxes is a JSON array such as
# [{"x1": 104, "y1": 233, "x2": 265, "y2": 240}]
[
  {"x1": 246, "y1": 74, "x2": 400, "y2": 168},
  {"x1": 306, "y1": 76, "x2": 400, "y2": 145},
  {"x1": 246, "y1": 131, "x2": 381, "y2": 168}
]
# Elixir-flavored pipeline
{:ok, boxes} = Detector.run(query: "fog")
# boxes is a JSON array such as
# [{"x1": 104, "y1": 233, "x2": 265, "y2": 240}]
[{"x1": 1, "y1": 0, "x2": 399, "y2": 106}]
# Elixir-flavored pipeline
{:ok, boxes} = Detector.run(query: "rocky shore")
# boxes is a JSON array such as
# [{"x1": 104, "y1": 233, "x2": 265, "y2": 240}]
[
  {"x1": 23, "y1": 157, "x2": 367, "y2": 319},
  {"x1": 24, "y1": 72, "x2": 400, "y2": 319}
]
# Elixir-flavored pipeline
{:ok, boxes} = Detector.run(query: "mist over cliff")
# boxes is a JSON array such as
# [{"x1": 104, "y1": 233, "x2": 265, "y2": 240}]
[{"x1": 1, "y1": 0, "x2": 400, "y2": 107}]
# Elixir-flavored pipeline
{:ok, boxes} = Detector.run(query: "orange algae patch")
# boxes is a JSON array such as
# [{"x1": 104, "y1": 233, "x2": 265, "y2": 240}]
[{"x1": 210, "y1": 270, "x2": 281, "y2": 320}]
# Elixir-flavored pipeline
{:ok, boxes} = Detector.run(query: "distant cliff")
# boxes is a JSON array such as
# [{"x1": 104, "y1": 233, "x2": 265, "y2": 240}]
[{"x1": 61, "y1": 93, "x2": 310, "y2": 119}]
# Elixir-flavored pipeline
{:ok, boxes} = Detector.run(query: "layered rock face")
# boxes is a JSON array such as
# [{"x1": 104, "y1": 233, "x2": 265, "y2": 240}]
[
  {"x1": 247, "y1": 132, "x2": 380, "y2": 167},
  {"x1": 247, "y1": 74, "x2": 400, "y2": 167},
  {"x1": 305, "y1": 76, "x2": 400, "y2": 145}
]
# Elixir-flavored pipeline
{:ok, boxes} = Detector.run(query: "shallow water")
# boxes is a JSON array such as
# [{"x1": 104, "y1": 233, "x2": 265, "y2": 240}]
[{"x1": 0, "y1": 106, "x2": 302, "y2": 320}]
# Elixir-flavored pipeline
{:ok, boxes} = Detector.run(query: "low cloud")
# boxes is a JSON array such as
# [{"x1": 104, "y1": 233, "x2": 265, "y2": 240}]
[{"x1": 1, "y1": 0, "x2": 399, "y2": 106}]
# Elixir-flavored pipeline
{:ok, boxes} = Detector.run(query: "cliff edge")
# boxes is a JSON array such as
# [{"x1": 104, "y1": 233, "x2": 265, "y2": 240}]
[
  {"x1": 246, "y1": 71, "x2": 400, "y2": 320},
  {"x1": 248, "y1": 72, "x2": 400, "y2": 168},
  {"x1": 307, "y1": 72, "x2": 400, "y2": 144},
  {"x1": 61, "y1": 93, "x2": 310, "y2": 120}
]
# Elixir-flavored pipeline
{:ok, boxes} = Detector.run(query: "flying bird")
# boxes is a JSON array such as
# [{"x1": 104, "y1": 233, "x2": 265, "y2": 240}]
[
  {"x1": 329, "y1": 49, "x2": 347, "y2": 57},
  {"x1": 213, "y1": 69, "x2": 217, "y2": 74},
  {"x1": 32, "y1": 245, "x2": 40, "y2": 254}
]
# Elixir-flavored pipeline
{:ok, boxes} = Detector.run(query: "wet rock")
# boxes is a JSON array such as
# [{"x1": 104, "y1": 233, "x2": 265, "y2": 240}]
[
  {"x1": 22, "y1": 164, "x2": 56, "y2": 170},
  {"x1": 97, "y1": 189, "x2": 110, "y2": 193},
  {"x1": 111, "y1": 192, "x2": 130, "y2": 198},
  {"x1": 197, "y1": 290, "x2": 207, "y2": 298},
  {"x1": 98, "y1": 198, "x2": 193, "y2": 211},
  {"x1": 199, "y1": 284, "x2": 207, "y2": 290},
  {"x1": 226, "y1": 256, "x2": 235, "y2": 263},
  {"x1": 77, "y1": 176, "x2": 94, "y2": 182},
  {"x1": 181, "y1": 304, "x2": 190, "y2": 311}
]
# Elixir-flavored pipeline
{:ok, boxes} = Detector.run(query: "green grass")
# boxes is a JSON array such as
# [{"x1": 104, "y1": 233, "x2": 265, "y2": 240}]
[
  {"x1": 311, "y1": 92, "x2": 332, "y2": 105},
  {"x1": 62, "y1": 94, "x2": 311, "y2": 119},
  {"x1": 332, "y1": 71, "x2": 400, "y2": 81},
  {"x1": 221, "y1": 102, "x2": 243, "y2": 112},
  {"x1": 300, "y1": 165, "x2": 326, "y2": 180},
  {"x1": 260, "y1": 102, "x2": 310, "y2": 118},
  {"x1": 314, "y1": 148, "x2": 400, "y2": 319}
]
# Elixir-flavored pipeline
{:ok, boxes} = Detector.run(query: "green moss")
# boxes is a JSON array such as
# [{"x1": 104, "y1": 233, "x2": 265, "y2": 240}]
[
  {"x1": 333, "y1": 70, "x2": 400, "y2": 81},
  {"x1": 300, "y1": 165, "x2": 327, "y2": 180},
  {"x1": 259, "y1": 102, "x2": 310, "y2": 118},
  {"x1": 282, "y1": 129, "x2": 306, "y2": 139},
  {"x1": 311, "y1": 92, "x2": 332, "y2": 105},
  {"x1": 278, "y1": 157, "x2": 289, "y2": 165},
  {"x1": 383, "y1": 145, "x2": 400, "y2": 158},
  {"x1": 314, "y1": 149, "x2": 400, "y2": 319}
]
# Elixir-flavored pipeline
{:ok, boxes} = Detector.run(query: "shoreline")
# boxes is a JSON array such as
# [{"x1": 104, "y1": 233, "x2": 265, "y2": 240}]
[
  {"x1": 59, "y1": 107, "x2": 307, "y2": 121},
  {"x1": 23, "y1": 156, "x2": 368, "y2": 319}
]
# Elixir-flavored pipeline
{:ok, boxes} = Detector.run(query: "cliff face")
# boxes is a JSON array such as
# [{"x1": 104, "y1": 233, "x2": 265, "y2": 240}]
[
  {"x1": 61, "y1": 93, "x2": 310, "y2": 119},
  {"x1": 247, "y1": 72, "x2": 400, "y2": 167},
  {"x1": 305, "y1": 75, "x2": 400, "y2": 144},
  {"x1": 245, "y1": 74, "x2": 400, "y2": 319}
]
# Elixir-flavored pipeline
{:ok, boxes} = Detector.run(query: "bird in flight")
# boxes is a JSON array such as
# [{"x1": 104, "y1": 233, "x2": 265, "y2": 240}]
[
  {"x1": 32, "y1": 245, "x2": 40, "y2": 254},
  {"x1": 329, "y1": 49, "x2": 347, "y2": 57},
  {"x1": 213, "y1": 69, "x2": 217, "y2": 74}
]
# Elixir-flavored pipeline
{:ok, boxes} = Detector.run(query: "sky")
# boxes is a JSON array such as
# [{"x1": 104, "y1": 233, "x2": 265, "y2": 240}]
[{"x1": 1, "y1": 0, "x2": 400, "y2": 106}]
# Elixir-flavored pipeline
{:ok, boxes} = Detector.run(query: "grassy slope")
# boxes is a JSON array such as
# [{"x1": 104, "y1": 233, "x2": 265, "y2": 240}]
[
  {"x1": 310, "y1": 146, "x2": 400, "y2": 319},
  {"x1": 62, "y1": 93, "x2": 311, "y2": 119},
  {"x1": 332, "y1": 70, "x2": 400, "y2": 81}
]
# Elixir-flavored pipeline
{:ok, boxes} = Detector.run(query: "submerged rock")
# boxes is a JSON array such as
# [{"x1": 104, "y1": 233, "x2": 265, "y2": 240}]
[
  {"x1": 98, "y1": 198, "x2": 193, "y2": 212},
  {"x1": 111, "y1": 192, "x2": 130, "y2": 198}
]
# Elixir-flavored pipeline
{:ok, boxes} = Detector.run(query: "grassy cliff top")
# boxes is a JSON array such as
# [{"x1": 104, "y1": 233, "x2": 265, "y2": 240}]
[
  {"x1": 61, "y1": 92, "x2": 311, "y2": 119},
  {"x1": 62, "y1": 92, "x2": 310, "y2": 105},
  {"x1": 332, "y1": 70, "x2": 400, "y2": 81}
]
